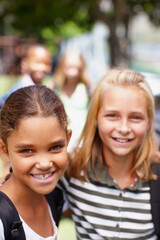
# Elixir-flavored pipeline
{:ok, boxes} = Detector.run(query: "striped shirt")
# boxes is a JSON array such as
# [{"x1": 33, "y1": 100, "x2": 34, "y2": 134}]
[{"x1": 59, "y1": 161, "x2": 157, "y2": 240}]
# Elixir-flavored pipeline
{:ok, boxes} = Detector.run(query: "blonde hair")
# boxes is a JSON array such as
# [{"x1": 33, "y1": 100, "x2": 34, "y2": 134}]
[
  {"x1": 53, "y1": 49, "x2": 91, "y2": 89},
  {"x1": 67, "y1": 68, "x2": 158, "y2": 181}
]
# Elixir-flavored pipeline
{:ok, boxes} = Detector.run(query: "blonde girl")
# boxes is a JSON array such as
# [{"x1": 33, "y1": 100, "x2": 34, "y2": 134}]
[
  {"x1": 48, "y1": 49, "x2": 92, "y2": 151},
  {"x1": 59, "y1": 68, "x2": 160, "y2": 240}
]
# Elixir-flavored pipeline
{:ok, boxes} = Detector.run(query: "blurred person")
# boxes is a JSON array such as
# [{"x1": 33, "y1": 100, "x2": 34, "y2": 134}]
[
  {"x1": 0, "y1": 44, "x2": 52, "y2": 108},
  {"x1": 47, "y1": 48, "x2": 93, "y2": 151}
]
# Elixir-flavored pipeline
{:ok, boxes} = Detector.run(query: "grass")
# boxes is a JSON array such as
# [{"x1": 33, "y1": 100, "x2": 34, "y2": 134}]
[
  {"x1": 58, "y1": 217, "x2": 77, "y2": 240},
  {"x1": 0, "y1": 75, "x2": 19, "y2": 95}
]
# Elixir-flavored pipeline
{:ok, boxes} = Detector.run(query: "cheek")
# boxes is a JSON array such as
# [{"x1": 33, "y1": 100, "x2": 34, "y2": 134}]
[
  {"x1": 98, "y1": 121, "x2": 112, "y2": 136},
  {"x1": 134, "y1": 124, "x2": 148, "y2": 140},
  {"x1": 57, "y1": 153, "x2": 68, "y2": 171},
  {"x1": 11, "y1": 158, "x2": 31, "y2": 173}
]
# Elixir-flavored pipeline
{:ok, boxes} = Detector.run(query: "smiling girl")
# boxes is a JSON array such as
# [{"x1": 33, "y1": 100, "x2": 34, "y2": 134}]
[
  {"x1": 0, "y1": 85, "x2": 71, "y2": 239},
  {"x1": 59, "y1": 68, "x2": 160, "y2": 239}
]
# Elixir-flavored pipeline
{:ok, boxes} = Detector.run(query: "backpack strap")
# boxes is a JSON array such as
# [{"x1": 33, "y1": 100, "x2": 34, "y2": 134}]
[
  {"x1": 0, "y1": 191, "x2": 26, "y2": 240},
  {"x1": 150, "y1": 163, "x2": 160, "y2": 239},
  {"x1": 45, "y1": 187, "x2": 64, "y2": 226},
  {"x1": 0, "y1": 187, "x2": 63, "y2": 239}
]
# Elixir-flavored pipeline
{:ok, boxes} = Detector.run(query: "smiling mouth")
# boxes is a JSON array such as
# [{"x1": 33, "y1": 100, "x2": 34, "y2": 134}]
[
  {"x1": 112, "y1": 138, "x2": 133, "y2": 143},
  {"x1": 32, "y1": 172, "x2": 53, "y2": 180}
]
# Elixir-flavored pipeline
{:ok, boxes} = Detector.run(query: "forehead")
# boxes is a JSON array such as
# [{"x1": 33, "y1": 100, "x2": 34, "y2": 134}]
[
  {"x1": 100, "y1": 85, "x2": 148, "y2": 109},
  {"x1": 101, "y1": 84, "x2": 146, "y2": 98},
  {"x1": 7, "y1": 116, "x2": 67, "y2": 147},
  {"x1": 65, "y1": 52, "x2": 81, "y2": 64},
  {"x1": 9, "y1": 116, "x2": 64, "y2": 138},
  {"x1": 28, "y1": 47, "x2": 51, "y2": 61}
]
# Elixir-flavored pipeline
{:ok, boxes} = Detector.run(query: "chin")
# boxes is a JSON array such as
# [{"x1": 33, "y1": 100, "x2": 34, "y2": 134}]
[{"x1": 33, "y1": 79, "x2": 43, "y2": 85}]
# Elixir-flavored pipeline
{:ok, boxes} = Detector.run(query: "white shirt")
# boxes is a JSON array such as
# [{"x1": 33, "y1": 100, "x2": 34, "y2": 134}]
[{"x1": 0, "y1": 205, "x2": 57, "y2": 240}]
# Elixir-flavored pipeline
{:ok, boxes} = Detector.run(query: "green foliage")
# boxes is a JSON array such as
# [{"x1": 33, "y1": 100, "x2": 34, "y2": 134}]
[
  {"x1": 1, "y1": 0, "x2": 160, "y2": 37},
  {"x1": 40, "y1": 28, "x2": 59, "y2": 55},
  {"x1": 1, "y1": 0, "x2": 160, "y2": 63},
  {"x1": 59, "y1": 21, "x2": 86, "y2": 38},
  {"x1": 126, "y1": 0, "x2": 160, "y2": 25},
  {"x1": 0, "y1": 0, "x2": 92, "y2": 34},
  {"x1": 0, "y1": 0, "x2": 94, "y2": 53},
  {"x1": 40, "y1": 22, "x2": 86, "y2": 55}
]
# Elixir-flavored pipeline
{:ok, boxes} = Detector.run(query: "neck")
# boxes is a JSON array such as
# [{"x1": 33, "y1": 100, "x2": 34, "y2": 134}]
[
  {"x1": 63, "y1": 79, "x2": 78, "y2": 97},
  {"x1": 1, "y1": 174, "x2": 44, "y2": 207},
  {"x1": 103, "y1": 150, "x2": 136, "y2": 189},
  {"x1": 108, "y1": 165, "x2": 136, "y2": 190}
]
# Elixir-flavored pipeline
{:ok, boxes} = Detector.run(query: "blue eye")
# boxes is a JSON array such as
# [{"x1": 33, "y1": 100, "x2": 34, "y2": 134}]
[
  {"x1": 131, "y1": 115, "x2": 143, "y2": 121},
  {"x1": 106, "y1": 113, "x2": 117, "y2": 119},
  {"x1": 133, "y1": 116, "x2": 140, "y2": 119}
]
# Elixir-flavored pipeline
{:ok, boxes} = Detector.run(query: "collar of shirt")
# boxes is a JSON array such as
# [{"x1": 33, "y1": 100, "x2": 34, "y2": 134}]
[
  {"x1": 21, "y1": 74, "x2": 35, "y2": 87},
  {"x1": 88, "y1": 158, "x2": 143, "y2": 191}
]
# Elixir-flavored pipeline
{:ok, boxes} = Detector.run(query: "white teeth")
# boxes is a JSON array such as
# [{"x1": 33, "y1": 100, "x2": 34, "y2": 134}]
[
  {"x1": 33, "y1": 173, "x2": 52, "y2": 180},
  {"x1": 116, "y1": 138, "x2": 128, "y2": 143}
]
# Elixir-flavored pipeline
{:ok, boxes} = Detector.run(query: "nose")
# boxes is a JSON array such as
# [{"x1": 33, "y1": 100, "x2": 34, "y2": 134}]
[
  {"x1": 35, "y1": 154, "x2": 53, "y2": 170},
  {"x1": 116, "y1": 119, "x2": 131, "y2": 134}
]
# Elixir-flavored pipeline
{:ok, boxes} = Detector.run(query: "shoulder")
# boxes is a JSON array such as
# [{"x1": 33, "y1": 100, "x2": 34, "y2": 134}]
[
  {"x1": 150, "y1": 163, "x2": 160, "y2": 199},
  {"x1": 78, "y1": 83, "x2": 94, "y2": 100},
  {"x1": 152, "y1": 163, "x2": 160, "y2": 178},
  {"x1": 46, "y1": 187, "x2": 63, "y2": 205},
  {"x1": 46, "y1": 80, "x2": 54, "y2": 90},
  {"x1": 77, "y1": 83, "x2": 88, "y2": 91},
  {"x1": 45, "y1": 187, "x2": 64, "y2": 226},
  {"x1": 150, "y1": 163, "x2": 160, "y2": 238}
]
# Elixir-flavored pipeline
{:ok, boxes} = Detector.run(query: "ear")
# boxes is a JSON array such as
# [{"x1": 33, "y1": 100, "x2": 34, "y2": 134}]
[
  {"x1": 66, "y1": 129, "x2": 72, "y2": 146},
  {"x1": 21, "y1": 57, "x2": 29, "y2": 74},
  {"x1": 0, "y1": 139, "x2": 10, "y2": 163}
]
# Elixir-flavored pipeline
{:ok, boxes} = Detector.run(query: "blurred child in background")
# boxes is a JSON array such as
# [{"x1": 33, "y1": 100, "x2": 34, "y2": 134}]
[
  {"x1": 48, "y1": 49, "x2": 93, "y2": 151},
  {"x1": 0, "y1": 44, "x2": 52, "y2": 107}
]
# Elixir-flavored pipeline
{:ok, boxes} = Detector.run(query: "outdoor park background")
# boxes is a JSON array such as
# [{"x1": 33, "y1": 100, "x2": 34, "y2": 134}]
[{"x1": 0, "y1": 1, "x2": 160, "y2": 239}]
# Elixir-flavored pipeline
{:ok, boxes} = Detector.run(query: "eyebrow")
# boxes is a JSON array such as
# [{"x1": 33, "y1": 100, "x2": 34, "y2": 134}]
[
  {"x1": 15, "y1": 144, "x2": 33, "y2": 149},
  {"x1": 14, "y1": 139, "x2": 66, "y2": 149},
  {"x1": 105, "y1": 109, "x2": 144, "y2": 114}
]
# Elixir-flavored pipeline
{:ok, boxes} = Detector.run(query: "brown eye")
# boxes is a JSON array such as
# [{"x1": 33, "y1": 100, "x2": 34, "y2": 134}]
[
  {"x1": 20, "y1": 149, "x2": 32, "y2": 153},
  {"x1": 50, "y1": 144, "x2": 65, "y2": 151}
]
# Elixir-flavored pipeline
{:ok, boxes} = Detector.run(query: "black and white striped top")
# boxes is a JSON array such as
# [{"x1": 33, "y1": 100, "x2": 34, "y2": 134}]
[{"x1": 59, "y1": 163, "x2": 157, "y2": 240}]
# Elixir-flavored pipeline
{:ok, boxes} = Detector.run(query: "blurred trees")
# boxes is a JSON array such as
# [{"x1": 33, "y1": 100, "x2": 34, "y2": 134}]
[{"x1": 0, "y1": 0, "x2": 160, "y2": 66}]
